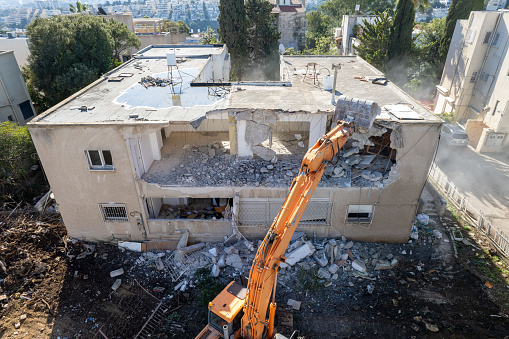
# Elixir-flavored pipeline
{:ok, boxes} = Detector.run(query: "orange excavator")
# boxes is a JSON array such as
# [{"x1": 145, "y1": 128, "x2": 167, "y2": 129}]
[{"x1": 195, "y1": 96, "x2": 380, "y2": 339}]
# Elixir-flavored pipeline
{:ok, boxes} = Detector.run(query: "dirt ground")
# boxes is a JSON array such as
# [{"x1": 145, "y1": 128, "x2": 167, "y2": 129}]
[{"x1": 1, "y1": 208, "x2": 508, "y2": 339}]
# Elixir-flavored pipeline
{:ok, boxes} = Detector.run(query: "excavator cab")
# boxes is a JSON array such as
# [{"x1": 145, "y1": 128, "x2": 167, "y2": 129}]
[{"x1": 196, "y1": 280, "x2": 247, "y2": 339}]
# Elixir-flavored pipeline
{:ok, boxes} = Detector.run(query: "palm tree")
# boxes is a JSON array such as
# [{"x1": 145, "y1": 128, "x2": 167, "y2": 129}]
[{"x1": 70, "y1": 1, "x2": 90, "y2": 13}]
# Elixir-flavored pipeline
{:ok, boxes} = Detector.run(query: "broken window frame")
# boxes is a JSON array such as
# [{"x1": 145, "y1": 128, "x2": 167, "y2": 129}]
[
  {"x1": 86, "y1": 150, "x2": 114, "y2": 171},
  {"x1": 99, "y1": 203, "x2": 129, "y2": 222},
  {"x1": 346, "y1": 205, "x2": 374, "y2": 224}
]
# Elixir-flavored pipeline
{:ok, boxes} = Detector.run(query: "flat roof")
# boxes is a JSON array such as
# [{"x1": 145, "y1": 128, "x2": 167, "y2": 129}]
[
  {"x1": 228, "y1": 56, "x2": 439, "y2": 122},
  {"x1": 30, "y1": 48, "x2": 440, "y2": 126},
  {"x1": 30, "y1": 45, "x2": 230, "y2": 125}
]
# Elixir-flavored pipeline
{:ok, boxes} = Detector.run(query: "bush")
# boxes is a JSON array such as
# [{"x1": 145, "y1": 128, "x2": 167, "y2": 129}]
[{"x1": 0, "y1": 122, "x2": 39, "y2": 203}]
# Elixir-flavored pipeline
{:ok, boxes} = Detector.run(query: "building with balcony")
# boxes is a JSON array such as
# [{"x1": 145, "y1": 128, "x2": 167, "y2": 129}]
[{"x1": 434, "y1": 11, "x2": 509, "y2": 153}]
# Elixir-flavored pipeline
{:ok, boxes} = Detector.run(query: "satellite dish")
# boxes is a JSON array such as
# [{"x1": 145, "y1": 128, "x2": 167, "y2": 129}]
[{"x1": 279, "y1": 43, "x2": 285, "y2": 55}]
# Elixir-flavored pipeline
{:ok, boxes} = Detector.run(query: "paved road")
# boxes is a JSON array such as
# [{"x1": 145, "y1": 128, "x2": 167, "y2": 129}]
[{"x1": 435, "y1": 143, "x2": 509, "y2": 235}]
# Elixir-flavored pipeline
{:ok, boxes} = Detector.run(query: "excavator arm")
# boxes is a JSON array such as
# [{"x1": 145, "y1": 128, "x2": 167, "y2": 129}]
[
  {"x1": 240, "y1": 122, "x2": 354, "y2": 339},
  {"x1": 195, "y1": 96, "x2": 380, "y2": 339}
]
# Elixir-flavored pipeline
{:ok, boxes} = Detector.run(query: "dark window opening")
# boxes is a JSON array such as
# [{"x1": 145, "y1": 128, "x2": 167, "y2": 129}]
[
  {"x1": 157, "y1": 197, "x2": 234, "y2": 220},
  {"x1": 19, "y1": 100, "x2": 34, "y2": 120}
]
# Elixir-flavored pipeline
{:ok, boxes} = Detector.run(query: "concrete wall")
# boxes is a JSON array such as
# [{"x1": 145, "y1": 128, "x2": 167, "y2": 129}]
[
  {"x1": 138, "y1": 32, "x2": 187, "y2": 50},
  {"x1": 29, "y1": 125, "x2": 147, "y2": 241},
  {"x1": 0, "y1": 38, "x2": 30, "y2": 66},
  {"x1": 0, "y1": 51, "x2": 35, "y2": 125},
  {"x1": 464, "y1": 119, "x2": 487, "y2": 147},
  {"x1": 278, "y1": 11, "x2": 307, "y2": 51}
]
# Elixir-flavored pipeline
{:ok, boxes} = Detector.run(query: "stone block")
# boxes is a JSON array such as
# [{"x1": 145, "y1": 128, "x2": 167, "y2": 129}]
[
  {"x1": 284, "y1": 241, "x2": 315, "y2": 266},
  {"x1": 352, "y1": 259, "x2": 367, "y2": 273}
]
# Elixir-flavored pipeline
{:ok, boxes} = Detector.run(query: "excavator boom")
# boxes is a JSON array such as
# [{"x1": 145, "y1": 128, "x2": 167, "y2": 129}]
[{"x1": 196, "y1": 96, "x2": 380, "y2": 339}]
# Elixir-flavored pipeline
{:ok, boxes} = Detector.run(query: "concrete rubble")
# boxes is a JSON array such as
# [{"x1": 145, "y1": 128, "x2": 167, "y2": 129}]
[{"x1": 142, "y1": 124, "x2": 399, "y2": 189}]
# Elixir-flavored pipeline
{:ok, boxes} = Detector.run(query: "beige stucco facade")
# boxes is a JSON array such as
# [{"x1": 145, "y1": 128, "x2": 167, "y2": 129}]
[
  {"x1": 434, "y1": 11, "x2": 509, "y2": 153},
  {"x1": 28, "y1": 48, "x2": 441, "y2": 244}
]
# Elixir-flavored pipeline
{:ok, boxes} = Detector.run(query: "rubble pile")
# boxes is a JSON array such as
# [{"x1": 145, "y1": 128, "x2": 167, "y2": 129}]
[
  {"x1": 139, "y1": 76, "x2": 174, "y2": 88},
  {"x1": 143, "y1": 141, "x2": 396, "y2": 188}
]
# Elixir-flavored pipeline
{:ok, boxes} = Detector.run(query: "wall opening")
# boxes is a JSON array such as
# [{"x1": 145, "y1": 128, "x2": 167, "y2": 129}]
[{"x1": 147, "y1": 197, "x2": 233, "y2": 220}]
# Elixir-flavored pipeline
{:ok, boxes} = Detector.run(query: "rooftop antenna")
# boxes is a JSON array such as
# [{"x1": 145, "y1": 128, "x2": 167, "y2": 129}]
[{"x1": 166, "y1": 50, "x2": 183, "y2": 102}]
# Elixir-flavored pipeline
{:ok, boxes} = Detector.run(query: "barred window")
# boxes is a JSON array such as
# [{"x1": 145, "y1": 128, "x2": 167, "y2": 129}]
[{"x1": 99, "y1": 203, "x2": 128, "y2": 222}]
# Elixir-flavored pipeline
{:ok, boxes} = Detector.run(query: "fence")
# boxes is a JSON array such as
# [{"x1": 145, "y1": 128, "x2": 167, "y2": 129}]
[
  {"x1": 238, "y1": 199, "x2": 334, "y2": 228},
  {"x1": 428, "y1": 162, "x2": 509, "y2": 260}
]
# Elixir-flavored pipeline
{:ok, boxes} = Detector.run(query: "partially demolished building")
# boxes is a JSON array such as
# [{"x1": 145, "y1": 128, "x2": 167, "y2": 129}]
[{"x1": 28, "y1": 44, "x2": 442, "y2": 244}]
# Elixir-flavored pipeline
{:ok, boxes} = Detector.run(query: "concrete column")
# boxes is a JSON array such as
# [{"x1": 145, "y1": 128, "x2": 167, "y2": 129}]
[
  {"x1": 308, "y1": 114, "x2": 327, "y2": 149},
  {"x1": 228, "y1": 114, "x2": 237, "y2": 155},
  {"x1": 237, "y1": 120, "x2": 253, "y2": 157}
]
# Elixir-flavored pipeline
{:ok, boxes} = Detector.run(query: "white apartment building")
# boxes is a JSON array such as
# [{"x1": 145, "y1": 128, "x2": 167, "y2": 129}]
[
  {"x1": 486, "y1": 0, "x2": 507, "y2": 11},
  {"x1": 0, "y1": 50, "x2": 36, "y2": 125},
  {"x1": 434, "y1": 11, "x2": 509, "y2": 153},
  {"x1": 432, "y1": 7, "x2": 449, "y2": 19},
  {"x1": 340, "y1": 15, "x2": 377, "y2": 55}
]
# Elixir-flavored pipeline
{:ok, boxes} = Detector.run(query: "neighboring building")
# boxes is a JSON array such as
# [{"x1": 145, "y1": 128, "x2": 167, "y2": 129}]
[
  {"x1": 434, "y1": 11, "x2": 509, "y2": 153},
  {"x1": 340, "y1": 15, "x2": 376, "y2": 55},
  {"x1": 270, "y1": 0, "x2": 307, "y2": 51},
  {"x1": 0, "y1": 50, "x2": 36, "y2": 125},
  {"x1": 415, "y1": 12, "x2": 428, "y2": 22},
  {"x1": 0, "y1": 35, "x2": 30, "y2": 65},
  {"x1": 486, "y1": 0, "x2": 507, "y2": 11},
  {"x1": 102, "y1": 13, "x2": 187, "y2": 59},
  {"x1": 432, "y1": 7, "x2": 449, "y2": 19},
  {"x1": 28, "y1": 45, "x2": 441, "y2": 244}
]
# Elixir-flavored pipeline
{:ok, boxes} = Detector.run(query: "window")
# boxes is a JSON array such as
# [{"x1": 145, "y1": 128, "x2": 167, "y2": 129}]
[
  {"x1": 99, "y1": 203, "x2": 128, "y2": 222},
  {"x1": 347, "y1": 205, "x2": 374, "y2": 223},
  {"x1": 7, "y1": 115, "x2": 13, "y2": 121},
  {"x1": 482, "y1": 31, "x2": 492, "y2": 44},
  {"x1": 491, "y1": 32, "x2": 502, "y2": 48},
  {"x1": 470, "y1": 71, "x2": 478, "y2": 83},
  {"x1": 86, "y1": 150, "x2": 113, "y2": 170},
  {"x1": 479, "y1": 72, "x2": 489, "y2": 82},
  {"x1": 19, "y1": 100, "x2": 34, "y2": 120}
]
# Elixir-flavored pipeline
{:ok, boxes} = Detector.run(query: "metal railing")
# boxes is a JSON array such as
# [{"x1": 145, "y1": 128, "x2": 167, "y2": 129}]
[
  {"x1": 238, "y1": 199, "x2": 333, "y2": 228},
  {"x1": 428, "y1": 162, "x2": 509, "y2": 260}
]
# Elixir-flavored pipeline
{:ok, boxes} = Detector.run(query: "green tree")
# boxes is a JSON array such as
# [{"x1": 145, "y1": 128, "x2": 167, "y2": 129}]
[
  {"x1": 387, "y1": 0, "x2": 429, "y2": 83},
  {"x1": 218, "y1": 0, "x2": 248, "y2": 79},
  {"x1": 200, "y1": 26, "x2": 219, "y2": 44},
  {"x1": 203, "y1": 1, "x2": 210, "y2": 20},
  {"x1": 245, "y1": 0, "x2": 280, "y2": 79},
  {"x1": 24, "y1": 16, "x2": 139, "y2": 111},
  {"x1": 69, "y1": 0, "x2": 89, "y2": 13},
  {"x1": 400, "y1": 17, "x2": 446, "y2": 99},
  {"x1": 0, "y1": 122, "x2": 38, "y2": 201},
  {"x1": 438, "y1": 0, "x2": 483, "y2": 62},
  {"x1": 305, "y1": 10, "x2": 333, "y2": 50},
  {"x1": 356, "y1": 11, "x2": 392, "y2": 71},
  {"x1": 245, "y1": 0, "x2": 280, "y2": 60},
  {"x1": 109, "y1": 19, "x2": 141, "y2": 65}
]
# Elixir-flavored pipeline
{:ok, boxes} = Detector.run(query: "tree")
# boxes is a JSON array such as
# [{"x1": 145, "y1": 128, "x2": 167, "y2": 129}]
[
  {"x1": 305, "y1": 10, "x2": 333, "y2": 51},
  {"x1": 69, "y1": 1, "x2": 89, "y2": 13},
  {"x1": 109, "y1": 19, "x2": 141, "y2": 65},
  {"x1": 0, "y1": 122, "x2": 38, "y2": 201},
  {"x1": 245, "y1": 0, "x2": 280, "y2": 61},
  {"x1": 387, "y1": 0, "x2": 428, "y2": 83},
  {"x1": 244, "y1": 0, "x2": 280, "y2": 80},
  {"x1": 218, "y1": 0, "x2": 248, "y2": 79},
  {"x1": 356, "y1": 11, "x2": 392, "y2": 71},
  {"x1": 203, "y1": 1, "x2": 210, "y2": 20},
  {"x1": 24, "y1": 16, "x2": 139, "y2": 111},
  {"x1": 438, "y1": 0, "x2": 483, "y2": 62},
  {"x1": 200, "y1": 26, "x2": 219, "y2": 44}
]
